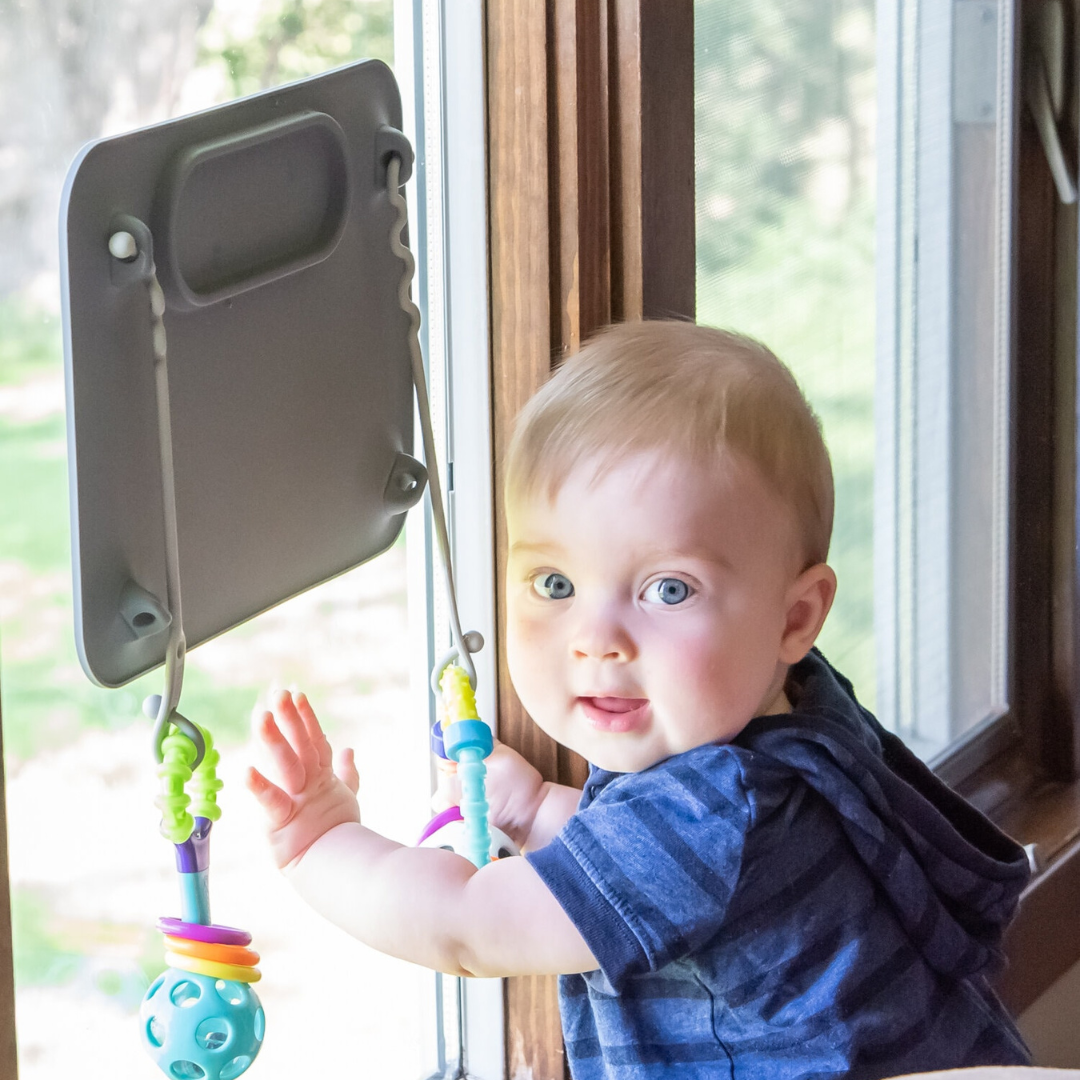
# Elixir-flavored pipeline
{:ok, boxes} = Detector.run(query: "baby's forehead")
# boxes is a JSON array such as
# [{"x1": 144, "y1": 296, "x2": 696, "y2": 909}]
[
  {"x1": 529, "y1": 446, "x2": 766, "y2": 504},
  {"x1": 507, "y1": 447, "x2": 806, "y2": 570}
]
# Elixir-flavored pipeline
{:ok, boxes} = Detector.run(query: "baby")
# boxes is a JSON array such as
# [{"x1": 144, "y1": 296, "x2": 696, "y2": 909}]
[{"x1": 248, "y1": 320, "x2": 1032, "y2": 1079}]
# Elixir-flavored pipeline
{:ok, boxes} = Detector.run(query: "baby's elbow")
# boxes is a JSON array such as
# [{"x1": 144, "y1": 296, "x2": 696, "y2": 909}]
[
  {"x1": 452, "y1": 948, "x2": 485, "y2": 979},
  {"x1": 422, "y1": 926, "x2": 484, "y2": 978},
  {"x1": 451, "y1": 939, "x2": 501, "y2": 979}
]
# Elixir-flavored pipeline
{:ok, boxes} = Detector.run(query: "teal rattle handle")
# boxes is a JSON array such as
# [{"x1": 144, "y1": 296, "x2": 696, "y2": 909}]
[
  {"x1": 444, "y1": 718, "x2": 494, "y2": 869},
  {"x1": 457, "y1": 748, "x2": 491, "y2": 869}
]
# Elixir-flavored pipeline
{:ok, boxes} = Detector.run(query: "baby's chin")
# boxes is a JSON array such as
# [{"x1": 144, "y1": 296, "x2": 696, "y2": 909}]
[
  {"x1": 584, "y1": 728, "x2": 752, "y2": 774},
  {"x1": 578, "y1": 741, "x2": 673, "y2": 775}
]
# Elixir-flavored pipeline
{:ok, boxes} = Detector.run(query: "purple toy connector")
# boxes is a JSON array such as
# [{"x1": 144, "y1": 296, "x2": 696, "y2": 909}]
[
  {"x1": 430, "y1": 721, "x2": 450, "y2": 760},
  {"x1": 417, "y1": 805, "x2": 463, "y2": 846},
  {"x1": 173, "y1": 817, "x2": 213, "y2": 873}
]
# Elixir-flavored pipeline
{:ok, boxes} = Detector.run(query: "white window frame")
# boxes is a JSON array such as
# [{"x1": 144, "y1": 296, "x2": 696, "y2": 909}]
[
  {"x1": 396, "y1": 1, "x2": 503, "y2": 1076},
  {"x1": 874, "y1": 0, "x2": 1015, "y2": 761}
]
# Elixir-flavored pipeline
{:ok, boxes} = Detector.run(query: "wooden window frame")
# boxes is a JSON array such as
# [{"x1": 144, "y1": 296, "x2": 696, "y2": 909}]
[
  {"x1": 966, "y1": 0, "x2": 1080, "y2": 1012},
  {"x1": 485, "y1": 0, "x2": 1080, "y2": 1072},
  {"x1": 486, "y1": 3, "x2": 694, "y2": 1075}
]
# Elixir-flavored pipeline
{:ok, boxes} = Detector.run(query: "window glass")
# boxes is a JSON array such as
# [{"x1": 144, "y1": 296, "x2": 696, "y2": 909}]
[
  {"x1": 695, "y1": 0, "x2": 1013, "y2": 761},
  {"x1": 0, "y1": 2, "x2": 439, "y2": 1076}
]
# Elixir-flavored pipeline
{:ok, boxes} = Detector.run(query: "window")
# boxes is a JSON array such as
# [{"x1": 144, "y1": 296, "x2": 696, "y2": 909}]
[
  {"x1": 695, "y1": 0, "x2": 878, "y2": 719},
  {"x1": 0, "y1": 1, "x2": 494, "y2": 1076},
  {"x1": 695, "y1": 0, "x2": 1016, "y2": 763}
]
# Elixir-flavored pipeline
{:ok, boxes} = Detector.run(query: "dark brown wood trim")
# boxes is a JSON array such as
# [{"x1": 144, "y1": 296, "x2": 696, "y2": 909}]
[
  {"x1": 486, "y1": 6, "x2": 567, "y2": 1077},
  {"x1": 1000, "y1": 834, "x2": 1080, "y2": 1014},
  {"x1": 486, "y1": 3, "x2": 694, "y2": 1074},
  {"x1": 550, "y1": 0, "x2": 612, "y2": 355},
  {"x1": 954, "y1": 732, "x2": 1080, "y2": 1012},
  {"x1": 983, "y1": 1, "x2": 1080, "y2": 1017},
  {"x1": 1012, "y1": 90, "x2": 1074, "y2": 780},
  {"x1": 0, "y1": 678, "x2": 18, "y2": 1077},
  {"x1": 609, "y1": 0, "x2": 695, "y2": 323}
]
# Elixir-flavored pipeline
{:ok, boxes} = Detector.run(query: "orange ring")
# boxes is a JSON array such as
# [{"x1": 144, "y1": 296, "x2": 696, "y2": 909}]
[
  {"x1": 164, "y1": 935, "x2": 259, "y2": 967},
  {"x1": 165, "y1": 951, "x2": 261, "y2": 983}
]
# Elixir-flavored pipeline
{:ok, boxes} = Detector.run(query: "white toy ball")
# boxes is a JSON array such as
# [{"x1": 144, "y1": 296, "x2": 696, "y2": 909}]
[{"x1": 417, "y1": 807, "x2": 519, "y2": 861}]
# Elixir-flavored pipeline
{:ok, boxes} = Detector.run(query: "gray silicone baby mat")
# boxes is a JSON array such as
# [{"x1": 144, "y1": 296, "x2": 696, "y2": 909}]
[{"x1": 60, "y1": 59, "x2": 426, "y2": 688}]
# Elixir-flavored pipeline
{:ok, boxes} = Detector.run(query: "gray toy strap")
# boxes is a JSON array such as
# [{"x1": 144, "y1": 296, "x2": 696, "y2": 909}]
[
  {"x1": 386, "y1": 154, "x2": 483, "y2": 691},
  {"x1": 106, "y1": 219, "x2": 206, "y2": 767}
]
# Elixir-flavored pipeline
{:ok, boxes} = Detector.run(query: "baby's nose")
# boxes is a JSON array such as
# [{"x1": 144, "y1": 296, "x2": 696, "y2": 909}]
[{"x1": 570, "y1": 606, "x2": 637, "y2": 662}]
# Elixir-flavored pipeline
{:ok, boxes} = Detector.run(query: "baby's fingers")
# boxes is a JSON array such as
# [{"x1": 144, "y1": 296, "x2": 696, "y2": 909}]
[
  {"x1": 254, "y1": 710, "x2": 307, "y2": 795},
  {"x1": 246, "y1": 766, "x2": 295, "y2": 829},
  {"x1": 294, "y1": 692, "x2": 334, "y2": 769},
  {"x1": 269, "y1": 690, "x2": 322, "y2": 775},
  {"x1": 335, "y1": 747, "x2": 360, "y2": 795},
  {"x1": 432, "y1": 768, "x2": 461, "y2": 813}
]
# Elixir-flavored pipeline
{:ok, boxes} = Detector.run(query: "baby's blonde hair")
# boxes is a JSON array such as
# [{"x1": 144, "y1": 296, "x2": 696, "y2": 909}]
[{"x1": 505, "y1": 319, "x2": 834, "y2": 568}]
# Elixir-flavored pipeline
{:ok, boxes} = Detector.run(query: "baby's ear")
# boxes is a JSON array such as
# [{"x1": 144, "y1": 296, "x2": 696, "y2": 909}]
[{"x1": 779, "y1": 563, "x2": 837, "y2": 664}]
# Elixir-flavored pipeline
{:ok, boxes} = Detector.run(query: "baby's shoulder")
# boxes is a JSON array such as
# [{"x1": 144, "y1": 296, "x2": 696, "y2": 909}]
[{"x1": 588, "y1": 741, "x2": 800, "y2": 828}]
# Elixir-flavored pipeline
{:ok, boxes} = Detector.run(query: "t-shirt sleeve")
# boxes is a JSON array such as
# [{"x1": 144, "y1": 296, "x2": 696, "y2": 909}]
[{"x1": 525, "y1": 749, "x2": 753, "y2": 989}]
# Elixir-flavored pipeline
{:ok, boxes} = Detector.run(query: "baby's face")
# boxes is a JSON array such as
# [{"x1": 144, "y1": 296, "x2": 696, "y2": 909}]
[{"x1": 506, "y1": 450, "x2": 807, "y2": 773}]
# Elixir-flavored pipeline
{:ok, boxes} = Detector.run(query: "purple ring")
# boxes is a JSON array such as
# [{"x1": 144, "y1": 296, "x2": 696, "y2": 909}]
[{"x1": 157, "y1": 916, "x2": 252, "y2": 946}]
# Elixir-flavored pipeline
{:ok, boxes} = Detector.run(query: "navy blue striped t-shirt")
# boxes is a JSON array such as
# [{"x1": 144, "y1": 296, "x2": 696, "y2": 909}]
[{"x1": 526, "y1": 650, "x2": 1030, "y2": 1080}]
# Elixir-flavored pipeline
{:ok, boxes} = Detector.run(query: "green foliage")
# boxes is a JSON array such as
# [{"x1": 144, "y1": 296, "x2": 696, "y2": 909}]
[
  {"x1": 695, "y1": 0, "x2": 875, "y2": 276},
  {"x1": 12, "y1": 885, "x2": 155, "y2": 1008},
  {"x1": 0, "y1": 645, "x2": 258, "y2": 764},
  {"x1": 11, "y1": 888, "x2": 81, "y2": 989},
  {"x1": 0, "y1": 299, "x2": 61, "y2": 385},
  {"x1": 0, "y1": 413, "x2": 70, "y2": 573},
  {"x1": 199, "y1": 0, "x2": 394, "y2": 99}
]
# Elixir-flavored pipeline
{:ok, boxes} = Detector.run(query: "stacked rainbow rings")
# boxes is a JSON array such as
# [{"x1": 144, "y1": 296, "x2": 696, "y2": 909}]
[{"x1": 156, "y1": 917, "x2": 261, "y2": 984}]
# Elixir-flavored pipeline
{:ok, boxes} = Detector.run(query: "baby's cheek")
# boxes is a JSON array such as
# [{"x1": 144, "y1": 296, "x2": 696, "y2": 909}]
[
  {"x1": 656, "y1": 625, "x2": 761, "y2": 717},
  {"x1": 662, "y1": 634, "x2": 725, "y2": 699},
  {"x1": 505, "y1": 614, "x2": 551, "y2": 703}
]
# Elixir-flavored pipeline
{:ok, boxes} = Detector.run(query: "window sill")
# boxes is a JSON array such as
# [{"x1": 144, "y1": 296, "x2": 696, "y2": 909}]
[{"x1": 954, "y1": 748, "x2": 1080, "y2": 1014}]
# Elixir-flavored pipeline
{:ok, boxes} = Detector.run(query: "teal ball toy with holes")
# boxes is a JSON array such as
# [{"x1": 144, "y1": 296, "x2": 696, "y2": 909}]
[{"x1": 141, "y1": 966, "x2": 264, "y2": 1080}]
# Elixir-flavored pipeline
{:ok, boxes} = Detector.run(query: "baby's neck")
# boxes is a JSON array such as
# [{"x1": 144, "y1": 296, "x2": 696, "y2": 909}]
[{"x1": 758, "y1": 684, "x2": 793, "y2": 717}]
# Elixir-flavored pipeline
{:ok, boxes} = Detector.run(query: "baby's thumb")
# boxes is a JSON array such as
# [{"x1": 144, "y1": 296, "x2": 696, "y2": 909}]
[
  {"x1": 431, "y1": 764, "x2": 461, "y2": 812},
  {"x1": 336, "y1": 747, "x2": 360, "y2": 794}
]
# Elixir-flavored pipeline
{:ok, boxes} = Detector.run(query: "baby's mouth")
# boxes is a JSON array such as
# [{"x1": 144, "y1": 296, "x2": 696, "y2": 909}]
[{"x1": 578, "y1": 696, "x2": 650, "y2": 732}]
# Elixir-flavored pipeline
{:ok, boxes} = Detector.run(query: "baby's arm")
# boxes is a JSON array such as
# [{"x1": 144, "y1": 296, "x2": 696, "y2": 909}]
[{"x1": 247, "y1": 692, "x2": 596, "y2": 978}]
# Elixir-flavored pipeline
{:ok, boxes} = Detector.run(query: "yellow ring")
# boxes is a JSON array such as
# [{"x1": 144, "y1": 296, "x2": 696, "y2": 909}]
[
  {"x1": 165, "y1": 951, "x2": 261, "y2": 983},
  {"x1": 164, "y1": 935, "x2": 260, "y2": 967}
]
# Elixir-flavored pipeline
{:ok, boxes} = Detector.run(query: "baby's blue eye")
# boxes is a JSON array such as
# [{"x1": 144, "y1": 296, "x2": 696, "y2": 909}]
[
  {"x1": 645, "y1": 578, "x2": 692, "y2": 605},
  {"x1": 533, "y1": 572, "x2": 575, "y2": 600}
]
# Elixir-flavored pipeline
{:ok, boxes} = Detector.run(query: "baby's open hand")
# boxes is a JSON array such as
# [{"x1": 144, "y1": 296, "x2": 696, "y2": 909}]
[{"x1": 246, "y1": 690, "x2": 361, "y2": 871}]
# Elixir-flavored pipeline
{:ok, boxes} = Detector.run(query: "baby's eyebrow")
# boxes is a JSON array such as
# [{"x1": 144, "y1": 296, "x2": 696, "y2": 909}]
[
  {"x1": 643, "y1": 546, "x2": 735, "y2": 572},
  {"x1": 509, "y1": 540, "x2": 563, "y2": 558}
]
